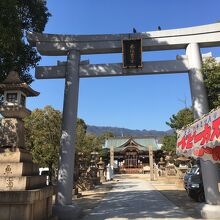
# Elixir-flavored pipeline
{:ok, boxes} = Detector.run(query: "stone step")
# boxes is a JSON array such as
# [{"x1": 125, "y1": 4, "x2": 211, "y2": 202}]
[
  {"x1": 0, "y1": 148, "x2": 32, "y2": 163},
  {"x1": 0, "y1": 162, "x2": 39, "y2": 176},
  {"x1": 0, "y1": 176, "x2": 46, "y2": 191}
]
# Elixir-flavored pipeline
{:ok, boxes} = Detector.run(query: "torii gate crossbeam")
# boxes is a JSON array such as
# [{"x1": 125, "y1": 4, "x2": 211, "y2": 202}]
[
  {"x1": 35, "y1": 59, "x2": 189, "y2": 79},
  {"x1": 28, "y1": 23, "x2": 220, "y2": 55}
]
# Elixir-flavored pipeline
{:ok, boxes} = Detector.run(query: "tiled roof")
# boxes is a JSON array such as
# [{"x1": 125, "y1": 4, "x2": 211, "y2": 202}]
[{"x1": 104, "y1": 137, "x2": 159, "y2": 151}]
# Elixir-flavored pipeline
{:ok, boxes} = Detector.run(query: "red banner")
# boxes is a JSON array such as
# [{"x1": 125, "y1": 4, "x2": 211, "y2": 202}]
[{"x1": 176, "y1": 107, "x2": 220, "y2": 162}]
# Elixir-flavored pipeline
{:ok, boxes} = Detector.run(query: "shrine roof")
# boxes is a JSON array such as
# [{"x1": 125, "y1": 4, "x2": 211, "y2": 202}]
[{"x1": 104, "y1": 137, "x2": 159, "y2": 152}]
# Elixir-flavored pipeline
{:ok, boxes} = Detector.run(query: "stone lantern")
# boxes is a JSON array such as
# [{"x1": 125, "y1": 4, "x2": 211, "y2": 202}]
[
  {"x1": 0, "y1": 71, "x2": 54, "y2": 220},
  {"x1": 89, "y1": 151, "x2": 99, "y2": 185},
  {"x1": 158, "y1": 157, "x2": 166, "y2": 176},
  {"x1": 0, "y1": 71, "x2": 39, "y2": 148},
  {"x1": 78, "y1": 152, "x2": 87, "y2": 177},
  {"x1": 97, "y1": 157, "x2": 106, "y2": 183},
  {"x1": 90, "y1": 151, "x2": 99, "y2": 167}
]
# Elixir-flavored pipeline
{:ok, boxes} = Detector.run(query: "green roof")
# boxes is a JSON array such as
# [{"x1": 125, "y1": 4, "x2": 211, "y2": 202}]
[{"x1": 104, "y1": 137, "x2": 159, "y2": 152}]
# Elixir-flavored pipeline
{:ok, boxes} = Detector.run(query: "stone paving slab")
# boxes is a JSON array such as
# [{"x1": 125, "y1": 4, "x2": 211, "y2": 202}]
[
  {"x1": 82, "y1": 175, "x2": 195, "y2": 220},
  {"x1": 151, "y1": 181, "x2": 201, "y2": 219}
]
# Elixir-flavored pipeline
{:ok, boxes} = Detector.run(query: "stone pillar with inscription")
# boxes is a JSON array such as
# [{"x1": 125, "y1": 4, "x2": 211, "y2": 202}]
[
  {"x1": 110, "y1": 145, "x2": 114, "y2": 178},
  {"x1": 0, "y1": 71, "x2": 54, "y2": 220},
  {"x1": 148, "y1": 145, "x2": 154, "y2": 181}
]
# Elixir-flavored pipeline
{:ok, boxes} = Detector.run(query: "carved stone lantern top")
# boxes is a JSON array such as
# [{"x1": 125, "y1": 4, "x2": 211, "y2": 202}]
[
  {"x1": 0, "y1": 71, "x2": 39, "y2": 119},
  {"x1": 2, "y1": 71, "x2": 21, "y2": 84},
  {"x1": 97, "y1": 157, "x2": 105, "y2": 169},
  {"x1": 0, "y1": 71, "x2": 39, "y2": 97},
  {"x1": 90, "y1": 151, "x2": 99, "y2": 161}
]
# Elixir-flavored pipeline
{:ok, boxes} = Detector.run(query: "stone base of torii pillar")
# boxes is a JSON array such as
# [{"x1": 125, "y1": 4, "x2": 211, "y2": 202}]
[
  {"x1": 53, "y1": 204, "x2": 82, "y2": 220},
  {"x1": 196, "y1": 203, "x2": 220, "y2": 219}
]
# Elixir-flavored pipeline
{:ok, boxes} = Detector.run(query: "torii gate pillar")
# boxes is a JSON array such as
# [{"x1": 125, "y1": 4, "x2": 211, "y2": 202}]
[
  {"x1": 53, "y1": 50, "x2": 81, "y2": 219},
  {"x1": 186, "y1": 43, "x2": 220, "y2": 218}
]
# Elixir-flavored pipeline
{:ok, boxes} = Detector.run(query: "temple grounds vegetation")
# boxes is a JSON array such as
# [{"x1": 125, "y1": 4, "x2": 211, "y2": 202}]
[
  {"x1": 161, "y1": 108, "x2": 194, "y2": 153},
  {"x1": 24, "y1": 106, "x2": 61, "y2": 181},
  {"x1": 202, "y1": 57, "x2": 220, "y2": 109},
  {"x1": 24, "y1": 105, "x2": 112, "y2": 181},
  {"x1": 0, "y1": 0, "x2": 50, "y2": 84}
]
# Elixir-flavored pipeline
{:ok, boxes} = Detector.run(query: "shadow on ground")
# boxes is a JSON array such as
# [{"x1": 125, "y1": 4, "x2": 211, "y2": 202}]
[
  {"x1": 156, "y1": 189, "x2": 201, "y2": 219},
  {"x1": 75, "y1": 175, "x2": 202, "y2": 219},
  {"x1": 81, "y1": 189, "x2": 198, "y2": 219}
]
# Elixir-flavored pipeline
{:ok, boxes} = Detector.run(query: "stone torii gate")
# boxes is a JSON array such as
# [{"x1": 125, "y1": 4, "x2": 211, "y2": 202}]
[{"x1": 28, "y1": 23, "x2": 220, "y2": 219}]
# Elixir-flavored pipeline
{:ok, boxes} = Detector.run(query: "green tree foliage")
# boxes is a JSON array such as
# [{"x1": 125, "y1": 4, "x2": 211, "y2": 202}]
[
  {"x1": 76, "y1": 118, "x2": 87, "y2": 152},
  {"x1": 163, "y1": 108, "x2": 194, "y2": 153},
  {"x1": 0, "y1": 0, "x2": 50, "y2": 83},
  {"x1": 24, "y1": 106, "x2": 103, "y2": 182},
  {"x1": 76, "y1": 118, "x2": 102, "y2": 165},
  {"x1": 82, "y1": 133, "x2": 102, "y2": 160},
  {"x1": 202, "y1": 57, "x2": 220, "y2": 110},
  {"x1": 97, "y1": 132, "x2": 114, "y2": 144},
  {"x1": 166, "y1": 108, "x2": 194, "y2": 130},
  {"x1": 161, "y1": 135, "x2": 177, "y2": 153},
  {"x1": 24, "y1": 106, "x2": 61, "y2": 182}
]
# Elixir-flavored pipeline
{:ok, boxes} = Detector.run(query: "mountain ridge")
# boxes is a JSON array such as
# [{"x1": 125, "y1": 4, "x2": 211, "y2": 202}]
[{"x1": 87, "y1": 125, "x2": 174, "y2": 141}]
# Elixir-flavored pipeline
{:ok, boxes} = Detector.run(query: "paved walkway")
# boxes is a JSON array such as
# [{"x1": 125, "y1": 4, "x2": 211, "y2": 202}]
[{"x1": 82, "y1": 175, "x2": 196, "y2": 220}]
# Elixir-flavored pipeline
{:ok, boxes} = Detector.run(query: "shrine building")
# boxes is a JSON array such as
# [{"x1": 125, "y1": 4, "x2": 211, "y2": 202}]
[{"x1": 104, "y1": 137, "x2": 160, "y2": 173}]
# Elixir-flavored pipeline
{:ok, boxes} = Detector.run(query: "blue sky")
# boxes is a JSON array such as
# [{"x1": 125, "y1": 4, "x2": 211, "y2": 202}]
[{"x1": 27, "y1": 0, "x2": 220, "y2": 131}]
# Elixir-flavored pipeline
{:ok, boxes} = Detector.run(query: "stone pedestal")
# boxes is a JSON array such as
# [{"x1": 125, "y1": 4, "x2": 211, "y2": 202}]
[
  {"x1": 89, "y1": 167, "x2": 100, "y2": 185},
  {"x1": 196, "y1": 203, "x2": 220, "y2": 219},
  {"x1": 0, "y1": 147, "x2": 32, "y2": 162},
  {"x1": 0, "y1": 148, "x2": 54, "y2": 220},
  {"x1": 0, "y1": 186, "x2": 54, "y2": 220},
  {"x1": 98, "y1": 168, "x2": 106, "y2": 183}
]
